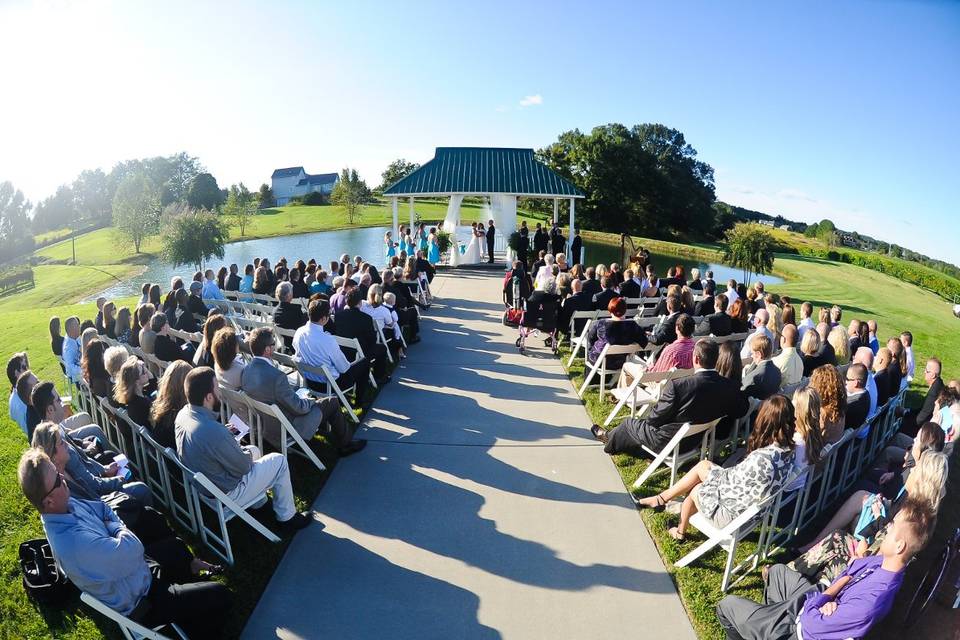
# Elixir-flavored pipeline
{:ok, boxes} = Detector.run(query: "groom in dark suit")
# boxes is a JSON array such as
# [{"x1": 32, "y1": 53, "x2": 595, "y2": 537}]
[{"x1": 486, "y1": 219, "x2": 496, "y2": 263}]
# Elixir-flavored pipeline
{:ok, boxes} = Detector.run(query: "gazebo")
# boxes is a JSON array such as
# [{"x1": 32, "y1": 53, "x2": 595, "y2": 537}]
[{"x1": 383, "y1": 147, "x2": 584, "y2": 265}]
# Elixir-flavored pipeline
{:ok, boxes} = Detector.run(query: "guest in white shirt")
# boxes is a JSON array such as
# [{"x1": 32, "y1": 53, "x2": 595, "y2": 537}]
[
  {"x1": 361, "y1": 284, "x2": 404, "y2": 359},
  {"x1": 201, "y1": 269, "x2": 225, "y2": 302},
  {"x1": 725, "y1": 279, "x2": 739, "y2": 305},
  {"x1": 772, "y1": 325, "x2": 804, "y2": 389},
  {"x1": 900, "y1": 331, "x2": 915, "y2": 380},
  {"x1": 62, "y1": 316, "x2": 83, "y2": 383},
  {"x1": 740, "y1": 308, "x2": 773, "y2": 358},
  {"x1": 796, "y1": 301, "x2": 815, "y2": 341},
  {"x1": 293, "y1": 299, "x2": 371, "y2": 399},
  {"x1": 7, "y1": 352, "x2": 29, "y2": 433}
]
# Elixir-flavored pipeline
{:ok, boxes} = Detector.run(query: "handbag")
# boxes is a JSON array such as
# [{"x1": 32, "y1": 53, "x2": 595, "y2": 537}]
[{"x1": 19, "y1": 539, "x2": 76, "y2": 607}]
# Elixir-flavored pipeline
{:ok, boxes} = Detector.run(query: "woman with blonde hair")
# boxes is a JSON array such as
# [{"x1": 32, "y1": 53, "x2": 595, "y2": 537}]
[
  {"x1": 102, "y1": 301, "x2": 117, "y2": 338},
  {"x1": 800, "y1": 330, "x2": 822, "y2": 376},
  {"x1": 148, "y1": 360, "x2": 192, "y2": 448},
  {"x1": 680, "y1": 286, "x2": 696, "y2": 316},
  {"x1": 114, "y1": 307, "x2": 133, "y2": 344},
  {"x1": 103, "y1": 346, "x2": 129, "y2": 382},
  {"x1": 827, "y1": 325, "x2": 850, "y2": 364},
  {"x1": 765, "y1": 295, "x2": 783, "y2": 341},
  {"x1": 807, "y1": 364, "x2": 846, "y2": 444},
  {"x1": 787, "y1": 387, "x2": 826, "y2": 492},
  {"x1": 793, "y1": 450, "x2": 948, "y2": 584},
  {"x1": 113, "y1": 356, "x2": 153, "y2": 428}
]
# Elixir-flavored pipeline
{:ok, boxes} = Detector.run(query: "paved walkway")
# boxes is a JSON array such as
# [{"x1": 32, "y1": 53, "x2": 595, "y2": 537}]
[{"x1": 242, "y1": 270, "x2": 695, "y2": 640}]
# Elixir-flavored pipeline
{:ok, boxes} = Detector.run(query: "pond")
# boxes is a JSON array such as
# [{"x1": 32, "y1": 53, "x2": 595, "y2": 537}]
[
  {"x1": 89, "y1": 226, "x2": 392, "y2": 300},
  {"x1": 580, "y1": 237, "x2": 783, "y2": 286}
]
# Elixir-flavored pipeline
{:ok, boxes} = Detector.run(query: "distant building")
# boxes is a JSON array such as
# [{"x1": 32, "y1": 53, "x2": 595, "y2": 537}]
[
  {"x1": 758, "y1": 219, "x2": 775, "y2": 227},
  {"x1": 271, "y1": 167, "x2": 338, "y2": 205},
  {"x1": 778, "y1": 224, "x2": 791, "y2": 230}
]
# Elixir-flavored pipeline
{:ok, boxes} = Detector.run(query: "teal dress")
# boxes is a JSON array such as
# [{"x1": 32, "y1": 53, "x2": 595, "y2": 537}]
[
  {"x1": 428, "y1": 236, "x2": 440, "y2": 264},
  {"x1": 385, "y1": 239, "x2": 396, "y2": 260},
  {"x1": 418, "y1": 229, "x2": 428, "y2": 253}
]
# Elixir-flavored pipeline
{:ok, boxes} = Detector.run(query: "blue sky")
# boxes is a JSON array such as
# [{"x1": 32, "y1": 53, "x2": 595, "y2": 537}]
[{"x1": 0, "y1": 0, "x2": 957, "y2": 262}]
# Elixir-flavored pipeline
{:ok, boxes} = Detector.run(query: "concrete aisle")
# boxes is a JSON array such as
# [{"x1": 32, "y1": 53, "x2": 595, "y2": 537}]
[{"x1": 241, "y1": 270, "x2": 696, "y2": 640}]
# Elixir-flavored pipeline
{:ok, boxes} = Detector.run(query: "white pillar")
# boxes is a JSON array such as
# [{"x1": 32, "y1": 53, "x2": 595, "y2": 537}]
[
  {"x1": 569, "y1": 197, "x2": 576, "y2": 264},
  {"x1": 409, "y1": 196, "x2": 415, "y2": 233},
  {"x1": 391, "y1": 197, "x2": 398, "y2": 244},
  {"x1": 553, "y1": 198, "x2": 558, "y2": 225}
]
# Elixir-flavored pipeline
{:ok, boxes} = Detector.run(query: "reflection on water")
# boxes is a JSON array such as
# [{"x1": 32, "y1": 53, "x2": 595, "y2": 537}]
[
  {"x1": 581, "y1": 238, "x2": 782, "y2": 286},
  {"x1": 88, "y1": 226, "x2": 391, "y2": 301}
]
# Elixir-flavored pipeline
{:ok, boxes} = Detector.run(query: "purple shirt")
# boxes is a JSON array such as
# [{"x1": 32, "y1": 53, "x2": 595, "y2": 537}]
[{"x1": 799, "y1": 556, "x2": 903, "y2": 640}]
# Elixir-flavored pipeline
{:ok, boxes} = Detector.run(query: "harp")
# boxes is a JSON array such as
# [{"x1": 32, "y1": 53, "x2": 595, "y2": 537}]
[{"x1": 621, "y1": 233, "x2": 649, "y2": 272}]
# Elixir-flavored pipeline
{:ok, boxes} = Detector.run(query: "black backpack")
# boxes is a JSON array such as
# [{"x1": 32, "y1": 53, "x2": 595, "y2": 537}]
[{"x1": 19, "y1": 539, "x2": 76, "y2": 607}]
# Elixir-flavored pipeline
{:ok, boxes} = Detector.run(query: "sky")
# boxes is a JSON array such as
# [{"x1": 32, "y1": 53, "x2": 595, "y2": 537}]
[{"x1": 0, "y1": 0, "x2": 957, "y2": 263}]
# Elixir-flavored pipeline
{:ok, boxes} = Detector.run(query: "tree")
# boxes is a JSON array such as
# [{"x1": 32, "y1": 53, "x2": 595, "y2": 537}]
[
  {"x1": 257, "y1": 183, "x2": 275, "y2": 209},
  {"x1": 223, "y1": 186, "x2": 256, "y2": 237},
  {"x1": 0, "y1": 181, "x2": 34, "y2": 262},
  {"x1": 330, "y1": 168, "x2": 370, "y2": 225},
  {"x1": 165, "y1": 152, "x2": 203, "y2": 204},
  {"x1": 32, "y1": 185, "x2": 77, "y2": 233},
  {"x1": 160, "y1": 204, "x2": 229, "y2": 272},
  {"x1": 803, "y1": 222, "x2": 820, "y2": 238},
  {"x1": 379, "y1": 159, "x2": 420, "y2": 192},
  {"x1": 186, "y1": 173, "x2": 224, "y2": 210},
  {"x1": 112, "y1": 171, "x2": 160, "y2": 253},
  {"x1": 72, "y1": 168, "x2": 112, "y2": 223},
  {"x1": 537, "y1": 123, "x2": 716, "y2": 239},
  {"x1": 721, "y1": 222, "x2": 776, "y2": 286}
]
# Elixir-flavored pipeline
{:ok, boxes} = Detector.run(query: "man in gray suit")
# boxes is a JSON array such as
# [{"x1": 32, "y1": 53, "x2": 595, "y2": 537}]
[
  {"x1": 240, "y1": 327, "x2": 366, "y2": 456},
  {"x1": 741, "y1": 333, "x2": 782, "y2": 400}
]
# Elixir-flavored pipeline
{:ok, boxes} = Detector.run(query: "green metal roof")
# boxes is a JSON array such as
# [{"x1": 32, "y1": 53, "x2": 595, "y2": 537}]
[{"x1": 383, "y1": 147, "x2": 584, "y2": 197}]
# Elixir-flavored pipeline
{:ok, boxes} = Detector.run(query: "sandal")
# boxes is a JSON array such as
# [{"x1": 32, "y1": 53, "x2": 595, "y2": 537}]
[
  {"x1": 637, "y1": 493, "x2": 667, "y2": 512},
  {"x1": 668, "y1": 527, "x2": 685, "y2": 542}
]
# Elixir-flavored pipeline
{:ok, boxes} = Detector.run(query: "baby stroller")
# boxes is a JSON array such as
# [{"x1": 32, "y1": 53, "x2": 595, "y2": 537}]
[
  {"x1": 516, "y1": 290, "x2": 560, "y2": 355},
  {"x1": 503, "y1": 275, "x2": 523, "y2": 327}
]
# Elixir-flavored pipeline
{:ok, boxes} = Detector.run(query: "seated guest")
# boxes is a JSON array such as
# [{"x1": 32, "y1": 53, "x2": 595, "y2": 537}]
[
  {"x1": 816, "y1": 322, "x2": 837, "y2": 365},
  {"x1": 7, "y1": 352, "x2": 30, "y2": 434},
  {"x1": 49, "y1": 316, "x2": 65, "y2": 357},
  {"x1": 649, "y1": 295, "x2": 683, "y2": 346},
  {"x1": 786, "y1": 387, "x2": 826, "y2": 492},
  {"x1": 853, "y1": 346, "x2": 878, "y2": 418},
  {"x1": 618, "y1": 269, "x2": 641, "y2": 300},
  {"x1": 636, "y1": 395, "x2": 795, "y2": 541},
  {"x1": 225, "y1": 263, "x2": 241, "y2": 291},
  {"x1": 739, "y1": 308, "x2": 772, "y2": 358},
  {"x1": 844, "y1": 363, "x2": 871, "y2": 431},
  {"x1": 193, "y1": 313, "x2": 228, "y2": 368},
  {"x1": 113, "y1": 357, "x2": 153, "y2": 428},
  {"x1": 900, "y1": 331, "x2": 915, "y2": 380},
  {"x1": 649, "y1": 314, "x2": 695, "y2": 373},
  {"x1": 240, "y1": 328, "x2": 366, "y2": 456},
  {"x1": 800, "y1": 329, "x2": 828, "y2": 377},
  {"x1": 238, "y1": 264, "x2": 255, "y2": 301},
  {"x1": 693, "y1": 280, "x2": 716, "y2": 317},
  {"x1": 828, "y1": 325, "x2": 851, "y2": 364},
  {"x1": 772, "y1": 324, "x2": 803, "y2": 389},
  {"x1": 591, "y1": 276, "x2": 618, "y2": 311},
  {"x1": 335, "y1": 288, "x2": 390, "y2": 384},
  {"x1": 848, "y1": 318, "x2": 863, "y2": 354},
  {"x1": 19, "y1": 450, "x2": 232, "y2": 637},
  {"x1": 586, "y1": 297, "x2": 648, "y2": 369},
  {"x1": 138, "y1": 306, "x2": 158, "y2": 354},
  {"x1": 781, "y1": 302, "x2": 796, "y2": 327},
  {"x1": 868, "y1": 319, "x2": 879, "y2": 354},
  {"x1": 558, "y1": 279, "x2": 594, "y2": 337},
  {"x1": 742, "y1": 334, "x2": 782, "y2": 400},
  {"x1": 887, "y1": 338, "x2": 906, "y2": 394},
  {"x1": 702, "y1": 269, "x2": 715, "y2": 292},
  {"x1": 829, "y1": 304, "x2": 842, "y2": 327},
  {"x1": 186, "y1": 281, "x2": 207, "y2": 318},
  {"x1": 31, "y1": 383, "x2": 150, "y2": 505},
  {"x1": 724, "y1": 278, "x2": 739, "y2": 304},
  {"x1": 27, "y1": 377, "x2": 98, "y2": 442},
  {"x1": 62, "y1": 316, "x2": 83, "y2": 383},
  {"x1": 687, "y1": 267, "x2": 703, "y2": 291},
  {"x1": 809, "y1": 365, "x2": 847, "y2": 444},
  {"x1": 201, "y1": 268, "x2": 225, "y2": 302},
  {"x1": 330, "y1": 277, "x2": 355, "y2": 315},
  {"x1": 212, "y1": 328, "x2": 246, "y2": 392},
  {"x1": 382, "y1": 269, "x2": 420, "y2": 340},
  {"x1": 362, "y1": 284, "x2": 403, "y2": 357},
  {"x1": 718, "y1": 499, "x2": 934, "y2": 640},
  {"x1": 581, "y1": 267, "x2": 601, "y2": 298},
  {"x1": 273, "y1": 282, "x2": 307, "y2": 350},
  {"x1": 796, "y1": 301, "x2": 815, "y2": 340},
  {"x1": 102, "y1": 302, "x2": 117, "y2": 339},
  {"x1": 592, "y1": 340, "x2": 748, "y2": 457},
  {"x1": 694, "y1": 292, "x2": 731, "y2": 337},
  {"x1": 148, "y1": 361, "x2": 192, "y2": 449},
  {"x1": 82, "y1": 339, "x2": 112, "y2": 399},
  {"x1": 176, "y1": 367, "x2": 312, "y2": 534},
  {"x1": 174, "y1": 289, "x2": 200, "y2": 334},
  {"x1": 653, "y1": 284, "x2": 681, "y2": 317},
  {"x1": 103, "y1": 346, "x2": 129, "y2": 385},
  {"x1": 877, "y1": 422, "x2": 945, "y2": 503},
  {"x1": 873, "y1": 347, "x2": 894, "y2": 408},
  {"x1": 294, "y1": 299, "x2": 371, "y2": 400},
  {"x1": 900, "y1": 357, "x2": 944, "y2": 437},
  {"x1": 727, "y1": 298, "x2": 750, "y2": 334},
  {"x1": 289, "y1": 268, "x2": 309, "y2": 299},
  {"x1": 151, "y1": 313, "x2": 190, "y2": 363}
]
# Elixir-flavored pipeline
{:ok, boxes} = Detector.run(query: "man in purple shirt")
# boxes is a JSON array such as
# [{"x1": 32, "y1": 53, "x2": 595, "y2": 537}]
[{"x1": 716, "y1": 498, "x2": 933, "y2": 639}]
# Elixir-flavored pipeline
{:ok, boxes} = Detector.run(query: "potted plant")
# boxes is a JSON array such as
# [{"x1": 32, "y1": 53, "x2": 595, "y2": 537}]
[
  {"x1": 436, "y1": 230, "x2": 452, "y2": 255},
  {"x1": 507, "y1": 231, "x2": 521, "y2": 252}
]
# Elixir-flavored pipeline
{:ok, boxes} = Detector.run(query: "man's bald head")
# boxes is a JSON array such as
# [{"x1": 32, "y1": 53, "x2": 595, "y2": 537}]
[
  {"x1": 781, "y1": 324, "x2": 798, "y2": 348},
  {"x1": 571, "y1": 278, "x2": 582, "y2": 293},
  {"x1": 755, "y1": 308, "x2": 770, "y2": 325},
  {"x1": 854, "y1": 346, "x2": 874, "y2": 368}
]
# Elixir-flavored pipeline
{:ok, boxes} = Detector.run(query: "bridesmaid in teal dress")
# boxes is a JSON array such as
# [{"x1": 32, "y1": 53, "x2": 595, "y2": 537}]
[
  {"x1": 427, "y1": 227, "x2": 441, "y2": 264},
  {"x1": 384, "y1": 231, "x2": 397, "y2": 261},
  {"x1": 417, "y1": 223, "x2": 428, "y2": 253}
]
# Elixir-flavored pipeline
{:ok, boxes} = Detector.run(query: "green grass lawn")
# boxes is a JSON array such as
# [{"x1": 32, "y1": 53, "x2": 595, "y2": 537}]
[{"x1": 560, "y1": 232, "x2": 960, "y2": 639}]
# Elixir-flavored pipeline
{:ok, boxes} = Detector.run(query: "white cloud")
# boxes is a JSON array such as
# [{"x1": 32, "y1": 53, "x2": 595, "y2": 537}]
[
  {"x1": 519, "y1": 94, "x2": 543, "y2": 107},
  {"x1": 495, "y1": 105, "x2": 509, "y2": 113}
]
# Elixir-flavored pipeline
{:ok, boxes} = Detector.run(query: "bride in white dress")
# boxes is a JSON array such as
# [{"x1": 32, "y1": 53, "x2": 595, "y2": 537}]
[{"x1": 462, "y1": 222, "x2": 484, "y2": 264}]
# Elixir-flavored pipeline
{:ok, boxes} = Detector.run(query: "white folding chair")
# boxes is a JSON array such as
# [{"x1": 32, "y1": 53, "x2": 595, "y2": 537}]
[
  {"x1": 604, "y1": 367, "x2": 691, "y2": 427},
  {"x1": 566, "y1": 311, "x2": 599, "y2": 362},
  {"x1": 334, "y1": 335, "x2": 377, "y2": 389},
  {"x1": 632, "y1": 417, "x2": 723, "y2": 488},
  {"x1": 80, "y1": 591, "x2": 186, "y2": 640},
  {"x1": 577, "y1": 343, "x2": 642, "y2": 398},
  {"x1": 134, "y1": 425, "x2": 173, "y2": 511},
  {"x1": 244, "y1": 395, "x2": 327, "y2": 474},
  {"x1": 294, "y1": 360, "x2": 360, "y2": 424}
]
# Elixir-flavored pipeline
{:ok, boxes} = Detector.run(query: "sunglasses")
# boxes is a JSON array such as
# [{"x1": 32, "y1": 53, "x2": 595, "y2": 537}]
[{"x1": 43, "y1": 472, "x2": 64, "y2": 501}]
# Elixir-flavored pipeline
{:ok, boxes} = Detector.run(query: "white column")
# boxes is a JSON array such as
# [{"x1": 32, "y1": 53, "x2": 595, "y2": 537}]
[
  {"x1": 409, "y1": 196, "x2": 415, "y2": 233},
  {"x1": 569, "y1": 197, "x2": 576, "y2": 264},
  {"x1": 391, "y1": 197, "x2": 398, "y2": 243},
  {"x1": 553, "y1": 198, "x2": 558, "y2": 225}
]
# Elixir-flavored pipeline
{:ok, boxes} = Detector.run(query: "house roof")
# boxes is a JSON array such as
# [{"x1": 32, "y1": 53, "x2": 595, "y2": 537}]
[
  {"x1": 382, "y1": 147, "x2": 584, "y2": 197},
  {"x1": 297, "y1": 172, "x2": 339, "y2": 187},
  {"x1": 271, "y1": 166, "x2": 305, "y2": 179}
]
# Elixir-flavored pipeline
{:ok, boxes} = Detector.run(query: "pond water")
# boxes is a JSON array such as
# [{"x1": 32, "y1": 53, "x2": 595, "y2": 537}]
[
  {"x1": 580, "y1": 238, "x2": 783, "y2": 286},
  {"x1": 88, "y1": 226, "x2": 780, "y2": 301},
  {"x1": 89, "y1": 226, "x2": 392, "y2": 300}
]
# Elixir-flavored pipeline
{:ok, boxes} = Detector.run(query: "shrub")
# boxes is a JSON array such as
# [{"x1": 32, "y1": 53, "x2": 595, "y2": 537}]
[{"x1": 302, "y1": 191, "x2": 328, "y2": 206}]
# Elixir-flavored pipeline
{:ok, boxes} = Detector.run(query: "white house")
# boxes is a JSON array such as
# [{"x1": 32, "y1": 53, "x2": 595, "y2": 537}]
[{"x1": 271, "y1": 167, "x2": 339, "y2": 205}]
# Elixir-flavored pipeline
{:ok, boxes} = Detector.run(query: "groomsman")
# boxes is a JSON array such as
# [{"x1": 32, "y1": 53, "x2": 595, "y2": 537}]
[{"x1": 486, "y1": 219, "x2": 496, "y2": 263}]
